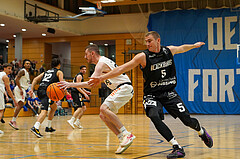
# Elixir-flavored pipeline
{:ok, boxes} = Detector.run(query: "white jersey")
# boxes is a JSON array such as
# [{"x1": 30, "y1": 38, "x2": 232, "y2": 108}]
[
  {"x1": 19, "y1": 68, "x2": 30, "y2": 90},
  {"x1": 98, "y1": 56, "x2": 131, "y2": 90},
  {"x1": 0, "y1": 72, "x2": 6, "y2": 93}
]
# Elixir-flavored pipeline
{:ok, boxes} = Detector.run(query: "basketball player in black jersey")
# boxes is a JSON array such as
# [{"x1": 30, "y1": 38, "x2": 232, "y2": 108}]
[
  {"x1": 29, "y1": 58, "x2": 64, "y2": 138},
  {"x1": 67, "y1": 65, "x2": 91, "y2": 129},
  {"x1": 89, "y1": 31, "x2": 213, "y2": 158}
]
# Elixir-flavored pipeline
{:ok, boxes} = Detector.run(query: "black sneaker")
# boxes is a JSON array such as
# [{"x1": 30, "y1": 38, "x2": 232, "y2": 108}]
[
  {"x1": 1, "y1": 119, "x2": 5, "y2": 123},
  {"x1": 30, "y1": 127, "x2": 43, "y2": 138},
  {"x1": 199, "y1": 127, "x2": 213, "y2": 148},
  {"x1": 167, "y1": 145, "x2": 185, "y2": 158},
  {"x1": 45, "y1": 127, "x2": 56, "y2": 132}
]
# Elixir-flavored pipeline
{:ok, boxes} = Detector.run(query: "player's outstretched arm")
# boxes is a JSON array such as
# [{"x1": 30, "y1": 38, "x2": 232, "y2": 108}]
[
  {"x1": 58, "y1": 81, "x2": 90, "y2": 90},
  {"x1": 168, "y1": 42, "x2": 205, "y2": 55},
  {"x1": 89, "y1": 53, "x2": 145, "y2": 87}
]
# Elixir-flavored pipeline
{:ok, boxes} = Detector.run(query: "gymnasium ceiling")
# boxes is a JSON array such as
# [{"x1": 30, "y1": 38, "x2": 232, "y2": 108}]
[{"x1": 0, "y1": 0, "x2": 240, "y2": 44}]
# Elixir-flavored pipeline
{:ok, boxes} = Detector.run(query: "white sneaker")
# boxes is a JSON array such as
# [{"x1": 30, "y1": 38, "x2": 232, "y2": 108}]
[
  {"x1": 0, "y1": 130, "x2": 4, "y2": 134},
  {"x1": 120, "y1": 133, "x2": 136, "y2": 147},
  {"x1": 67, "y1": 120, "x2": 75, "y2": 129},
  {"x1": 74, "y1": 122, "x2": 83, "y2": 129},
  {"x1": 115, "y1": 143, "x2": 132, "y2": 154}
]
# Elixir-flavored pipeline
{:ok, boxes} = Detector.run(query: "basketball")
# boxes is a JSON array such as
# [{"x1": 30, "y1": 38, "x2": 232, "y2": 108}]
[{"x1": 46, "y1": 83, "x2": 65, "y2": 101}]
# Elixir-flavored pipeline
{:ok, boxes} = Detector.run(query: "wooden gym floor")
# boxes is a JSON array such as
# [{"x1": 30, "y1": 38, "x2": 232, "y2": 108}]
[{"x1": 0, "y1": 114, "x2": 239, "y2": 159}]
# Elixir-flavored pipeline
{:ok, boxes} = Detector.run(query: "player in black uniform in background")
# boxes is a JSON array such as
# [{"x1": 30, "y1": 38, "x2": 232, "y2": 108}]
[
  {"x1": 89, "y1": 31, "x2": 213, "y2": 158},
  {"x1": 67, "y1": 65, "x2": 91, "y2": 129},
  {"x1": 29, "y1": 58, "x2": 64, "y2": 138}
]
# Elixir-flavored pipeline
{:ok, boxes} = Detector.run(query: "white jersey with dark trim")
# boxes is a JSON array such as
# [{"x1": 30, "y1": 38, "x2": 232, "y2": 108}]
[
  {"x1": 0, "y1": 72, "x2": 6, "y2": 93},
  {"x1": 19, "y1": 68, "x2": 30, "y2": 90},
  {"x1": 98, "y1": 56, "x2": 131, "y2": 90}
]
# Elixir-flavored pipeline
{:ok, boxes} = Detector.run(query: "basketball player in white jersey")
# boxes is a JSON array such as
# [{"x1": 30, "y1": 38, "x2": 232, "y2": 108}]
[
  {"x1": 59, "y1": 44, "x2": 135, "y2": 154},
  {"x1": 9, "y1": 59, "x2": 31, "y2": 130},
  {"x1": 0, "y1": 63, "x2": 18, "y2": 134}
]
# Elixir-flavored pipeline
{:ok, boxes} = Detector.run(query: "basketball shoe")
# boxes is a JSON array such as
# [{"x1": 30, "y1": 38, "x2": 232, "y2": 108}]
[
  {"x1": 67, "y1": 120, "x2": 75, "y2": 129},
  {"x1": 0, "y1": 130, "x2": 4, "y2": 134},
  {"x1": 9, "y1": 121, "x2": 19, "y2": 130},
  {"x1": 199, "y1": 127, "x2": 213, "y2": 148},
  {"x1": 45, "y1": 127, "x2": 56, "y2": 132},
  {"x1": 120, "y1": 133, "x2": 135, "y2": 147},
  {"x1": 30, "y1": 127, "x2": 43, "y2": 138},
  {"x1": 115, "y1": 142, "x2": 133, "y2": 154},
  {"x1": 74, "y1": 121, "x2": 83, "y2": 129},
  {"x1": 167, "y1": 145, "x2": 185, "y2": 158}
]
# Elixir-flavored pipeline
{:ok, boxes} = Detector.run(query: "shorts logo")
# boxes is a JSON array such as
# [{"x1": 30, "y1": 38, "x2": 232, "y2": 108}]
[
  {"x1": 110, "y1": 88, "x2": 121, "y2": 96},
  {"x1": 143, "y1": 99, "x2": 157, "y2": 109}
]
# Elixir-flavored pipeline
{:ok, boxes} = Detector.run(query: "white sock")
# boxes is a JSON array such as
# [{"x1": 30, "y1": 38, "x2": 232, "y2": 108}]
[
  {"x1": 169, "y1": 137, "x2": 181, "y2": 148},
  {"x1": 12, "y1": 117, "x2": 17, "y2": 122},
  {"x1": 75, "y1": 119, "x2": 80, "y2": 124},
  {"x1": 47, "y1": 120, "x2": 52, "y2": 128},
  {"x1": 198, "y1": 127, "x2": 204, "y2": 135},
  {"x1": 120, "y1": 126, "x2": 129, "y2": 135},
  {"x1": 70, "y1": 117, "x2": 75, "y2": 122},
  {"x1": 34, "y1": 122, "x2": 41, "y2": 129}
]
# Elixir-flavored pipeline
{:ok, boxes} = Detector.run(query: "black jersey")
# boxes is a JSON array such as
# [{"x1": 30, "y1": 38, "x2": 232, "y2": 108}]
[
  {"x1": 72, "y1": 72, "x2": 84, "y2": 93},
  {"x1": 38, "y1": 68, "x2": 60, "y2": 90},
  {"x1": 140, "y1": 46, "x2": 177, "y2": 95}
]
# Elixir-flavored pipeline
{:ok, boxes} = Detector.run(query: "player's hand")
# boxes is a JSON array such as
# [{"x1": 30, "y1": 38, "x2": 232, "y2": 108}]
[
  {"x1": 85, "y1": 90, "x2": 91, "y2": 95},
  {"x1": 84, "y1": 94, "x2": 90, "y2": 100},
  {"x1": 13, "y1": 99, "x2": 18, "y2": 107},
  {"x1": 194, "y1": 42, "x2": 205, "y2": 48},
  {"x1": 58, "y1": 81, "x2": 71, "y2": 90},
  {"x1": 88, "y1": 77, "x2": 101, "y2": 87},
  {"x1": 6, "y1": 97, "x2": 9, "y2": 102}
]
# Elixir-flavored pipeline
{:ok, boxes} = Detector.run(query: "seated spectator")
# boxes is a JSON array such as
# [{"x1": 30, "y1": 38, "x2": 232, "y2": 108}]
[
  {"x1": 9, "y1": 80, "x2": 15, "y2": 92},
  {"x1": 25, "y1": 92, "x2": 39, "y2": 116},
  {"x1": 66, "y1": 91, "x2": 74, "y2": 107}
]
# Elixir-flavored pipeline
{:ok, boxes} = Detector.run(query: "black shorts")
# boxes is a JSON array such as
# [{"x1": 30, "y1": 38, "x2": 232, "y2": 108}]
[
  {"x1": 71, "y1": 91, "x2": 85, "y2": 110},
  {"x1": 143, "y1": 89, "x2": 190, "y2": 120},
  {"x1": 37, "y1": 89, "x2": 54, "y2": 111}
]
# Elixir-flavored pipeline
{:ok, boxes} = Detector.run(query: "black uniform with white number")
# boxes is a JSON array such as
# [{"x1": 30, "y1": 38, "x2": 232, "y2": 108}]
[
  {"x1": 141, "y1": 46, "x2": 200, "y2": 141},
  {"x1": 37, "y1": 68, "x2": 60, "y2": 110},
  {"x1": 71, "y1": 72, "x2": 85, "y2": 110}
]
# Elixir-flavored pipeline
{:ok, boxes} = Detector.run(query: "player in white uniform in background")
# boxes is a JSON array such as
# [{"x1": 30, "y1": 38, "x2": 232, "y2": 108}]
[
  {"x1": 59, "y1": 44, "x2": 135, "y2": 154},
  {"x1": 9, "y1": 59, "x2": 31, "y2": 130},
  {"x1": 0, "y1": 63, "x2": 18, "y2": 134}
]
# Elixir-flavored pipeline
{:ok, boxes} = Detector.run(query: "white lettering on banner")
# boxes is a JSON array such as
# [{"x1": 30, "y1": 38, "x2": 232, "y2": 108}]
[
  {"x1": 208, "y1": 16, "x2": 238, "y2": 50},
  {"x1": 188, "y1": 69, "x2": 240, "y2": 102}
]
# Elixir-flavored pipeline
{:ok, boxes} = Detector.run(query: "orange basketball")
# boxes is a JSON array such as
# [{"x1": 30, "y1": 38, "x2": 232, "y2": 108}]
[{"x1": 46, "y1": 83, "x2": 65, "y2": 101}]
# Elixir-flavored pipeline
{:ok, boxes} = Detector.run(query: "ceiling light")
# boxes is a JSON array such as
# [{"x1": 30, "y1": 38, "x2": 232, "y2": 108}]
[
  {"x1": 13, "y1": 34, "x2": 16, "y2": 38},
  {"x1": 104, "y1": 43, "x2": 108, "y2": 46},
  {"x1": 0, "y1": 24, "x2": 5, "y2": 27},
  {"x1": 42, "y1": 33, "x2": 46, "y2": 36},
  {"x1": 22, "y1": 28, "x2": 27, "y2": 32},
  {"x1": 101, "y1": 0, "x2": 116, "y2": 3},
  {"x1": 6, "y1": 46, "x2": 8, "y2": 49},
  {"x1": 89, "y1": 42, "x2": 94, "y2": 45},
  {"x1": 6, "y1": 40, "x2": 9, "y2": 43}
]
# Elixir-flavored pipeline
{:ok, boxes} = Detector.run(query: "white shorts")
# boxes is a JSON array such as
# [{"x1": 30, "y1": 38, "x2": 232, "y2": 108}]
[
  {"x1": 0, "y1": 92, "x2": 5, "y2": 110},
  {"x1": 14, "y1": 86, "x2": 27, "y2": 103},
  {"x1": 103, "y1": 84, "x2": 134, "y2": 114}
]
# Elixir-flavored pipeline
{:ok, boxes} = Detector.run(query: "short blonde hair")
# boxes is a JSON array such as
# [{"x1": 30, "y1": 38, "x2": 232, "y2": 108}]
[{"x1": 145, "y1": 31, "x2": 160, "y2": 40}]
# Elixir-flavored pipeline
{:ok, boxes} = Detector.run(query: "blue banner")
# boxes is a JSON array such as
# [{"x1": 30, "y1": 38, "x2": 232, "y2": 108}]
[{"x1": 148, "y1": 8, "x2": 240, "y2": 114}]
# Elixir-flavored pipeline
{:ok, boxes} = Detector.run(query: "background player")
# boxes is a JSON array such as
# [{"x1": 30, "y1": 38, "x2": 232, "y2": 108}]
[
  {"x1": 0, "y1": 63, "x2": 18, "y2": 134},
  {"x1": 29, "y1": 58, "x2": 64, "y2": 138},
  {"x1": 67, "y1": 65, "x2": 91, "y2": 129},
  {"x1": 9, "y1": 59, "x2": 31, "y2": 130}
]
